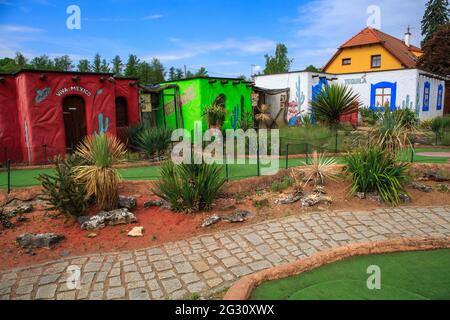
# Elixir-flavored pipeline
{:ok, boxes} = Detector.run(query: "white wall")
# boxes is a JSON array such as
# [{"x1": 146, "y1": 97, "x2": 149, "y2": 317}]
[{"x1": 255, "y1": 69, "x2": 446, "y2": 123}]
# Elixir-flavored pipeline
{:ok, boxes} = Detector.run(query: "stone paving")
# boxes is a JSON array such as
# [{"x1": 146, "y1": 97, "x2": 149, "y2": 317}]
[{"x1": 1, "y1": 206, "x2": 450, "y2": 300}]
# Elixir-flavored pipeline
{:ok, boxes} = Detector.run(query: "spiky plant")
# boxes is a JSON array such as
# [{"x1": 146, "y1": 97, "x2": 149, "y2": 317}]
[
  {"x1": 345, "y1": 146, "x2": 409, "y2": 205},
  {"x1": 153, "y1": 162, "x2": 225, "y2": 213},
  {"x1": 203, "y1": 103, "x2": 226, "y2": 127},
  {"x1": 74, "y1": 134, "x2": 127, "y2": 211},
  {"x1": 310, "y1": 84, "x2": 361, "y2": 129},
  {"x1": 294, "y1": 151, "x2": 340, "y2": 186},
  {"x1": 137, "y1": 127, "x2": 172, "y2": 159},
  {"x1": 255, "y1": 104, "x2": 273, "y2": 127}
]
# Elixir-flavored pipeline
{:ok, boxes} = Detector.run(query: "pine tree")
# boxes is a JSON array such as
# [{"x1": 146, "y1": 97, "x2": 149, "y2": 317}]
[
  {"x1": 111, "y1": 55, "x2": 123, "y2": 75},
  {"x1": 138, "y1": 61, "x2": 152, "y2": 85},
  {"x1": 54, "y1": 55, "x2": 73, "y2": 71},
  {"x1": 195, "y1": 67, "x2": 208, "y2": 77},
  {"x1": 100, "y1": 59, "x2": 110, "y2": 72},
  {"x1": 175, "y1": 68, "x2": 184, "y2": 80},
  {"x1": 77, "y1": 59, "x2": 91, "y2": 72},
  {"x1": 418, "y1": 24, "x2": 450, "y2": 76},
  {"x1": 124, "y1": 54, "x2": 140, "y2": 78},
  {"x1": 31, "y1": 55, "x2": 54, "y2": 70},
  {"x1": 168, "y1": 66, "x2": 176, "y2": 81},
  {"x1": 421, "y1": 0, "x2": 449, "y2": 46},
  {"x1": 150, "y1": 58, "x2": 165, "y2": 83},
  {"x1": 92, "y1": 53, "x2": 102, "y2": 73},
  {"x1": 14, "y1": 52, "x2": 27, "y2": 68},
  {"x1": 263, "y1": 43, "x2": 293, "y2": 75}
]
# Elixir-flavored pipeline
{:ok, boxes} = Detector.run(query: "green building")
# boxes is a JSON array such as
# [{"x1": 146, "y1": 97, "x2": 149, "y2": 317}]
[{"x1": 141, "y1": 77, "x2": 253, "y2": 132}]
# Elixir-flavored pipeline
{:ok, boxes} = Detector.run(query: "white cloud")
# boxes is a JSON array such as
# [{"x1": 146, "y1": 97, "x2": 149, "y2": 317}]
[
  {"x1": 142, "y1": 14, "x2": 164, "y2": 20},
  {"x1": 0, "y1": 24, "x2": 43, "y2": 33},
  {"x1": 147, "y1": 38, "x2": 276, "y2": 62}
]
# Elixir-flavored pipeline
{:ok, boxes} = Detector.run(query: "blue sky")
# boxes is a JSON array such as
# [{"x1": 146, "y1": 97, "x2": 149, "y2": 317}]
[{"x1": 0, "y1": 0, "x2": 426, "y2": 77}]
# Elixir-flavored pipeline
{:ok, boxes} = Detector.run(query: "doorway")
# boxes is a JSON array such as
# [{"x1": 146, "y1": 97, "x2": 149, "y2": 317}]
[{"x1": 63, "y1": 95, "x2": 87, "y2": 152}]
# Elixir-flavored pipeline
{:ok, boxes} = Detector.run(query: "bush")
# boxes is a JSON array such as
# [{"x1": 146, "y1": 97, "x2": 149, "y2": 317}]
[
  {"x1": 74, "y1": 134, "x2": 127, "y2": 211},
  {"x1": 38, "y1": 155, "x2": 89, "y2": 218},
  {"x1": 203, "y1": 104, "x2": 226, "y2": 127},
  {"x1": 124, "y1": 122, "x2": 147, "y2": 148},
  {"x1": 137, "y1": 127, "x2": 172, "y2": 158},
  {"x1": 359, "y1": 106, "x2": 380, "y2": 126},
  {"x1": 431, "y1": 116, "x2": 450, "y2": 144},
  {"x1": 153, "y1": 162, "x2": 226, "y2": 213},
  {"x1": 270, "y1": 176, "x2": 293, "y2": 193},
  {"x1": 345, "y1": 147, "x2": 409, "y2": 205}
]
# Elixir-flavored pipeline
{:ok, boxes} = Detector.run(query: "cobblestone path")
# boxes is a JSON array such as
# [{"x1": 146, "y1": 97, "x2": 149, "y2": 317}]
[{"x1": 1, "y1": 206, "x2": 449, "y2": 300}]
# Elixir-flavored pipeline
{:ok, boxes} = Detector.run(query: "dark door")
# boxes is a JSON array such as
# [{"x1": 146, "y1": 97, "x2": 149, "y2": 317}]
[
  {"x1": 63, "y1": 95, "x2": 86, "y2": 152},
  {"x1": 445, "y1": 82, "x2": 450, "y2": 115}
]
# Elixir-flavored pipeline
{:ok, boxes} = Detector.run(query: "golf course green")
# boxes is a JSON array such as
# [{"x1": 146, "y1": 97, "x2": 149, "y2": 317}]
[{"x1": 250, "y1": 249, "x2": 450, "y2": 300}]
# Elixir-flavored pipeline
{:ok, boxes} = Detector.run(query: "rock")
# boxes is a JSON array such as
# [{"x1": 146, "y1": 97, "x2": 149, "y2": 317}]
[
  {"x1": 60, "y1": 250, "x2": 70, "y2": 257},
  {"x1": 366, "y1": 192, "x2": 383, "y2": 203},
  {"x1": 300, "y1": 193, "x2": 332, "y2": 207},
  {"x1": 421, "y1": 169, "x2": 449, "y2": 182},
  {"x1": 87, "y1": 233, "x2": 97, "y2": 238},
  {"x1": 312, "y1": 185, "x2": 326, "y2": 194},
  {"x1": 355, "y1": 192, "x2": 366, "y2": 199},
  {"x1": 436, "y1": 184, "x2": 450, "y2": 193},
  {"x1": 411, "y1": 181, "x2": 433, "y2": 193},
  {"x1": 222, "y1": 210, "x2": 251, "y2": 223},
  {"x1": 0, "y1": 214, "x2": 14, "y2": 229},
  {"x1": 274, "y1": 192, "x2": 303, "y2": 205},
  {"x1": 118, "y1": 195, "x2": 137, "y2": 210},
  {"x1": 16, "y1": 233, "x2": 65, "y2": 249},
  {"x1": 16, "y1": 215, "x2": 29, "y2": 223},
  {"x1": 128, "y1": 226, "x2": 144, "y2": 237},
  {"x1": 201, "y1": 215, "x2": 220, "y2": 228},
  {"x1": 399, "y1": 193, "x2": 412, "y2": 204},
  {"x1": 4, "y1": 203, "x2": 33, "y2": 218},
  {"x1": 79, "y1": 208, "x2": 137, "y2": 230},
  {"x1": 143, "y1": 199, "x2": 171, "y2": 209}
]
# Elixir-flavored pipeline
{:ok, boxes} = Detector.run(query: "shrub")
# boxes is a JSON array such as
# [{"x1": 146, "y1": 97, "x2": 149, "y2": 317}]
[
  {"x1": 153, "y1": 162, "x2": 226, "y2": 213},
  {"x1": 359, "y1": 106, "x2": 380, "y2": 126},
  {"x1": 204, "y1": 104, "x2": 226, "y2": 127},
  {"x1": 431, "y1": 116, "x2": 450, "y2": 144},
  {"x1": 392, "y1": 108, "x2": 419, "y2": 129},
  {"x1": 295, "y1": 151, "x2": 340, "y2": 186},
  {"x1": 137, "y1": 127, "x2": 172, "y2": 158},
  {"x1": 310, "y1": 83, "x2": 361, "y2": 129},
  {"x1": 344, "y1": 147, "x2": 409, "y2": 205},
  {"x1": 74, "y1": 134, "x2": 127, "y2": 211},
  {"x1": 124, "y1": 122, "x2": 147, "y2": 148},
  {"x1": 38, "y1": 155, "x2": 89, "y2": 218},
  {"x1": 270, "y1": 176, "x2": 293, "y2": 193}
]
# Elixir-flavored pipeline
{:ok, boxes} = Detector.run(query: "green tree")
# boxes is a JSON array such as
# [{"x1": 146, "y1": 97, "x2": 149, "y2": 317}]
[
  {"x1": 418, "y1": 24, "x2": 450, "y2": 76},
  {"x1": 124, "y1": 54, "x2": 140, "y2": 78},
  {"x1": 175, "y1": 68, "x2": 184, "y2": 80},
  {"x1": 100, "y1": 59, "x2": 110, "y2": 73},
  {"x1": 168, "y1": 66, "x2": 176, "y2": 81},
  {"x1": 0, "y1": 57, "x2": 19, "y2": 73},
  {"x1": 186, "y1": 70, "x2": 194, "y2": 78},
  {"x1": 14, "y1": 52, "x2": 28, "y2": 68},
  {"x1": 92, "y1": 53, "x2": 102, "y2": 73},
  {"x1": 111, "y1": 55, "x2": 123, "y2": 75},
  {"x1": 54, "y1": 55, "x2": 73, "y2": 71},
  {"x1": 305, "y1": 65, "x2": 320, "y2": 72},
  {"x1": 150, "y1": 58, "x2": 165, "y2": 83},
  {"x1": 77, "y1": 59, "x2": 91, "y2": 72},
  {"x1": 263, "y1": 43, "x2": 293, "y2": 75},
  {"x1": 195, "y1": 67, "x2": 208, "y2": 77},
  {"x1": 138, "y1": 61, "x2": 152, "y2": 85},
  {"x1": 421, "y1": 0, "x2": 449, "y2": 46},
  {"x1": 31, "y1": 55, "x2": 54, "y2": 70}
]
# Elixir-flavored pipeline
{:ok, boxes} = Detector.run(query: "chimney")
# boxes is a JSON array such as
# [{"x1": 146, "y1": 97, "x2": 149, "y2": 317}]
[{"x1": 404, "y1": 25, "x2": 411, "y2": 47}]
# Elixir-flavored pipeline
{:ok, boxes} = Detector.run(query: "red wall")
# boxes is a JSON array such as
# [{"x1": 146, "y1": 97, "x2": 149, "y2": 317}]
[
  {"x1": 0, "y1": 71, "x2": 139, "y2": 164},
  {"x1": 0, "y1": 76, "x2": 21, "y2": 163}
]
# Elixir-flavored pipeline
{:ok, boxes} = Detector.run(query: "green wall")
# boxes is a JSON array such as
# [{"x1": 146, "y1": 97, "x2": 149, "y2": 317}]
[{"x1": 156, "y1": 78, "x2": 252, "y2": 132}]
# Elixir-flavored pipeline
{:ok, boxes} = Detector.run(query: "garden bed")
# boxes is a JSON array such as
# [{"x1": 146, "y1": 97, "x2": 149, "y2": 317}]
[{"x1": 1, "y1": 165, "x2": 450, "y2": 271}]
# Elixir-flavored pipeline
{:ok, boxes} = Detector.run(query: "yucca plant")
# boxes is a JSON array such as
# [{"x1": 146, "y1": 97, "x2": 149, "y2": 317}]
[
  {"x1": 74, "y1": 134, "x2": 127, "y2": 211},
  {"x1": 345, "y1": 146, "x2": 409, "y2": 205},
  {"x1": 153, "y1": 162, "x2": 225, "y2": 213},
  {"x1": 255, "y1": 104, "x2": 273, "y2": 127},
  {"x1": 310, "y1": 84, "x2": 361, "y2": 129},
  {"x1": 293, "y1": 151, "x2": 340, "y2": 186},
  {"x1": 124, "y1": 122, "x2": 147, "y2": 148},
  {"x1": 137, "y1": 127, "x2": 172, "y2": 159},
  {"x1": 372, "y1": 107, "x2": 417, "y2": 154}
]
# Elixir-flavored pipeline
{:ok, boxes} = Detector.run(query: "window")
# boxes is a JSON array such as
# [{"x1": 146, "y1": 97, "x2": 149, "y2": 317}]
[
  {"x1": 213, "y1": 94, "x2": 226, "y2": 107},
  {"x1": 371, "y1": 55, "x2": 381, "y2": 68},
  {"x1": 115, "y1": 97, "x2": 128, "y2": 127},
  {"x1": 422, "y1": 81, "x2": 430, "y2": 112},
  {"x1": 342, "y1": 58, "x2": 351, "y2": 65},
  {"x1": 437, "y1": 84, "x2": 443, "y2": 111},
  {"x1": 375, "y1": 87, "x2": 391, "y2": 108}
]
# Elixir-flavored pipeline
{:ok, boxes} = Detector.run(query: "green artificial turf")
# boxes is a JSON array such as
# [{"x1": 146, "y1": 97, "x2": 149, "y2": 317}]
[
  {"x1": 0, "y1": 147, "x2": 447, "y2": 189},
  {"x1": 250, "y1": 249, "x2": 450, "y2": 300}
]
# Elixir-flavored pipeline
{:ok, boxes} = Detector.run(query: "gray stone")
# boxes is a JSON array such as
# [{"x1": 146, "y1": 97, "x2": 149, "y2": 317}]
[
  {"x1": 79, "y1": 208, "x2": 137, "y2": 230},
  {"x1": 300, "y1": 193, "x2": 332, "y2": 207},
  {"x1": 36, "y1": 284, "x2": 57, "y2": 299},
  {"x1": 106, "y1": 287, "x2": 125, "y2": 299},
  {"x1": 118, "y1": 195, "x2": 137, "y2": 210},
  {"x1": 162, "y1": 278, "x2": 182, "y2": 294},
  {"x1": 143, "y1": 199, "x2": 171, "y2": 209},
  {"x1": 129, "y1": 288, "x2": 150, "y2": 300},
  {"x1": 411, "y1": 181, "x2": 433, "y2": 193},
  {"x1": 222, "y1": 210, "x2": 251, "y2": 223},
  {"x1": 16, "y1": 233, "x2": 65, "y2": 249},
  {"x1": 201, "y1": 215, "x2": 220, "y2": 228},
  {"x1": 274, "y1": 192, "x2": 303, "y2": 205},
  {"x1": 4, "y1": 202, "x2": 33, "y2": 218}
]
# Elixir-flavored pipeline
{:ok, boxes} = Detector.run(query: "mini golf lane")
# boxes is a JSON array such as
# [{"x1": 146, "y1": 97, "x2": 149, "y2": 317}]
[{"x1": 250, "y1": 249, "x2": 450, "y2": 300}]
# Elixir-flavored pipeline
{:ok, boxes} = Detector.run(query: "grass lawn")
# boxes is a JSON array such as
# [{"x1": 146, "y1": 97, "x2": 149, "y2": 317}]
[
  {"x1": 250, "y1": 249, "x2": 450, "y2": 300},
  {"x1": 0, "y1": 148, "x2": 448, "y2": 189}
]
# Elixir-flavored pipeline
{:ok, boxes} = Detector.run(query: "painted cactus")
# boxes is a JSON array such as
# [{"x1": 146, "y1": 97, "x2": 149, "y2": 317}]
[{"x1": 95, "y1": 113, "x2": 109, "y2": 135}]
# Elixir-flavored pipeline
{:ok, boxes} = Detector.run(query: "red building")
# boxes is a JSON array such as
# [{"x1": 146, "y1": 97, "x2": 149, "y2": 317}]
[{"x1": 0, "y1": 70, "x2": 139, "y2": 164}]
